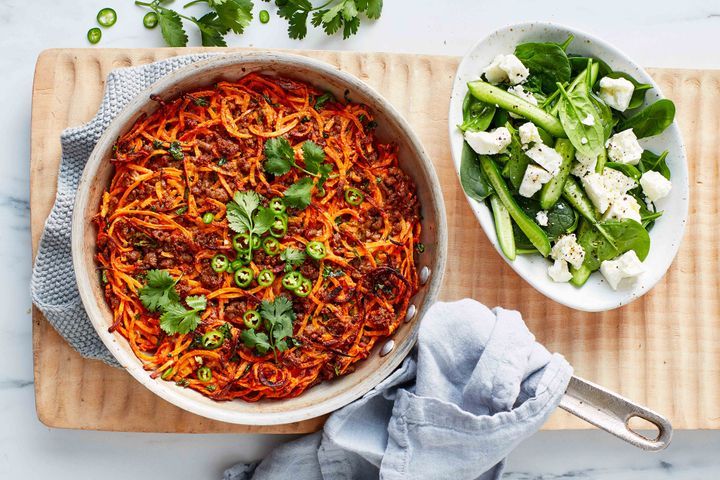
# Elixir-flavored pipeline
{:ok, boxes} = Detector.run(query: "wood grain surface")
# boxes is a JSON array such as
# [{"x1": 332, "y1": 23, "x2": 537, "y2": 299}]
[{"x1": 30, "y1": 48, "x2": 720, "y2": 433}]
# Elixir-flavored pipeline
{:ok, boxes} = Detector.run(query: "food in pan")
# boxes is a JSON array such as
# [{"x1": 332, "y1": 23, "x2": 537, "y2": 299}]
[
  {"x1": 94, "y1": 73, "x2": 422, "y2": 401},
  {"x1": 458, "y1": 36, "x2": 675, "y2": 290}
]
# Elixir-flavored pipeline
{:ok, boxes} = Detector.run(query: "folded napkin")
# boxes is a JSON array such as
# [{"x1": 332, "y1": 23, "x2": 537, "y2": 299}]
[
  {"x1": 225, "y1": 299, "x2": 573, "y2": 480},
  {"x1": 31, "y1": 54, "x2": 213, "y2": 365}
]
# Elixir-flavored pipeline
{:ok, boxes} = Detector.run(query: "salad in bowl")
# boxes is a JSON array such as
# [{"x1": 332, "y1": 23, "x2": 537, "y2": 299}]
[{"x1": 449, "y1": 23, "x2": 688, "y2": 311}]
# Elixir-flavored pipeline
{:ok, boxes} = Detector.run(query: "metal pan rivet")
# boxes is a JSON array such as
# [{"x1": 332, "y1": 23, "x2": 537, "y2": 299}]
[
  {"x1": 420, "y1": 267, "x2": 431, "y2": 285},
  {"x1": 405, "y1": 304, "x2": 416, "y2": 323},
  {"x1": 380, "y1": 340, "x2": 395, "y2": 357}
]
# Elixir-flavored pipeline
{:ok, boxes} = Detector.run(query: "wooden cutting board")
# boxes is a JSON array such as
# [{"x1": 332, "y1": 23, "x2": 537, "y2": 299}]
[{"x1": 31, "y1": 47, "x2": 720, "y2": 433}]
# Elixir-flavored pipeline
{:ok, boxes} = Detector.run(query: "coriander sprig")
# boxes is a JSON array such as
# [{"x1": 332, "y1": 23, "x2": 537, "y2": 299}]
[
  {"x1": 138, "y1": 269, "x2": 208, "y2": 335},
  {"x1": 240, "y1": 296, "x2": 297, "y2": 361}
]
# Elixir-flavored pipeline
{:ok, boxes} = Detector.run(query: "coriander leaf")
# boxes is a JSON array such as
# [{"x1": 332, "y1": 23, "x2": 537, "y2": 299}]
[
  {"x1": 260, "y1": 296, "x2": 296, "y2": 341},
  {"x1": 264, "y1": 137, "x2": 295, "y2": 175},
  {"x1": 138, "y1": 269, "x2": 179, "y2": 312},
  {"x1": 226, "y1": 191, "x2": 259, "y2": 233},
  {"x1": 195, "y1": 12, "x2": 229, "y2": 47},
  {"x1": 283, "y1": 177, "x2": 314, "y2": 209},
  {"x1": 241, "y1": 329, "x2": 271, "y2": 354},
  {"x1": 159, "y1": 295, "x2": 206, "y2": 335},
  {"x1": 288, "y1": 11, "x2": 309, "y2": 39},
  {"x1": 209, "y1": 0, "x2": 254, "y2": 34},
  {"x1": 278, "y1": 0, "x2": 312, "y2": 19},
  {"x1": 253, "y1": 206, "x2": 276, "y2": 235},
  {"x1": 342, "y1": 0, "x2": 358, "y2": 21},
  {"x1": 314, "y1": 92, "x2": 334, "y2": 110},
  {"x1": 301, "y1": 141, "x2": 325, "y2": 173},
  {"x1": 365, "y1": 0, "x2": 382, "y2": 18},
  {"x1": 280, "y1": 247, "x2": 306, "y2": 268},
  {"x1": 169, "y1": 141, "x2": 184, "y2": 160},
  {"x1": 156, "y1": 7, "x2": 189, "y2": 47},
  {"x1": 342, "y1": 15, "x2": 360, "y2": 39}
]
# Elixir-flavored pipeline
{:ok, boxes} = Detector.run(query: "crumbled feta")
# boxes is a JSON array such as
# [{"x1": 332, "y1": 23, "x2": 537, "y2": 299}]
[
  {"x1": 536, "y1": 210, "x2": 549, "y2": 226},
  {"x1": 581, "y1": 114, "x2": 596, "y2": 126},
  {"x1": 603, "y1": 194, "x2": 642, "y2": 223},
  {"x1": 518, "y1": 122, "x2": 542, "y2": 146},
  {"x1": 483, "y1": 54, "x2": 530, "y2": 85},
  {"x1": 507, "y1": 85, "x2": 538, "y2": 118},
  {"x1": 602, "y1": 167, "x2": 637, "y2": 194},
  {"x1": 519, "y1": 164, "x2": 553, "y2": 198},
  {"x1": 598, "y1": 76, "x2": 635, "y2": 112},
  {"x1": 582, "y1": 172, "x2": 613, "y2": 213},
  {"x1": 607, "y1": 129, "x2": 643, "y2": 165},
  {"x1": 600, "y1": 250, "x2": 644, "y2": 290},
  {"x1": 548, "y1": 259, "x2": 573, "y2": 283},
  {"x1": 525, "y1": 144, "x2": 563, "y2": 176},
  {"x1": 639, "y1": 170, "x2": 672, "y2": 202},
  {"x1": 571, "y1": 152, "x2": 598, "y2": 178},
  {"x1": 464, "y1": 127, "x2": 512, "y2": 155},
  {"x1": 551, "y1": 234, "x2": 586, "y2": 270}
]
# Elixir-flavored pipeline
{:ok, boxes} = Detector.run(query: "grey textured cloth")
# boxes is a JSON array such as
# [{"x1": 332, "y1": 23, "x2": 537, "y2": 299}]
[
  {"x1": 30, "y1": 54, "x2": 212, "y2": 365},
  {"x1": 225, "y1": 299, "x2": 573, "y2": 480}
]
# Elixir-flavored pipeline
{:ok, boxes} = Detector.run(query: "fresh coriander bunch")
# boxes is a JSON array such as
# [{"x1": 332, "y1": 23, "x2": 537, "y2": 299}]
[{"x1": 135, "y1": 0, "x2": 383, "y2": 47}]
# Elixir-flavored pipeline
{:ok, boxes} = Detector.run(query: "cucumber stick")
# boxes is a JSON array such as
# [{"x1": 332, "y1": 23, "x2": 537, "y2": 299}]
[
  {"x1": 489, "y1": 195, "x2": 516, "y2": 260},
  {"x1": 479, "y1": 155, "x2": 551, "y2": 257},
  {"x1": 562, "y1": 177, "x2": 597, "y2": 223},
  {"x1": 467, "y1": 81, "x2": 567, "y2": 139},
  {"x1": 540, "y1": 138, "x2": 575, "y2": 210}
]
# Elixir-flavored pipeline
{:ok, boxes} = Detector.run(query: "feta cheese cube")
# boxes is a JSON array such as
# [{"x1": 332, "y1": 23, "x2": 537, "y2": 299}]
[
  {"x1": 551, "y1": 234, "x2": 586, "y2": 270},
  {"x1": 582, "y1": 172, "x2": 612, "y2": 213},
  {"x1": 603, "y1": 194, "x2": 642, "y2": 223},
  {"x1": 598, "y1": 76, "x2": 635, "y2": 112},
  {"x1": 519, "y1": 122, "x2": 542, "y2": 146},
  {"x1": 519, "y1": 164, "x2": 552, "y2": 198},
  {"x1": 602, "y1": 167, "x2": 636, "y2": 195},
  {"x1": 600, "y1": 250, "x2": 644, "y2": 290},
  {"x1": 581, "y1": 114, "x2": 596, "y2": 126},
  {"x1": 526, "y1": 144, "x2": 563, "y2": 175},
  {"x1": 483, "y1": 54, "x2": 530, "y2": 85},
  {"x1": 607, "y1": 129, "x2": 643, "y2": 165},
  {"x1": 507, "y1": 85, "x2": 538, "y2": 118},
  {"x1": 464, "y1": 127, "x2": 512, "y2": 155},
  {"x1": 639, "y1": 170, "x2": 672, "y2": 202},
  {"x1": 536, "y1": 210, "x2": 549, "y2": 226},
  {"x1": 548, "y1": 259, "x2": 573, "y2": 283},
  {"x1": 571, "y1": 160, "x2": 595, "y2": 178}
]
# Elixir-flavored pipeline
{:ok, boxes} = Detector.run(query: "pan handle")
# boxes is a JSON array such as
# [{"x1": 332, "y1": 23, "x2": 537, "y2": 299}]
[{"x1": 558, "y1": 375, "x2": 672, "y2": 451}]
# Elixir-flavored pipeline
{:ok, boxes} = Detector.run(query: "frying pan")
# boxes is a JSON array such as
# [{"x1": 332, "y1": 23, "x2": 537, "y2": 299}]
[{"x1": 72, "y1": 52, "x2": 671, "y2": 450}]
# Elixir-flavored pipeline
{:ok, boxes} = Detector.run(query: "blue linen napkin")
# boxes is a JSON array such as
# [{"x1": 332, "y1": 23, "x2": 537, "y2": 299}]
[{"x1": 225, "y1": 299, "x2": 573, "y2": 480}]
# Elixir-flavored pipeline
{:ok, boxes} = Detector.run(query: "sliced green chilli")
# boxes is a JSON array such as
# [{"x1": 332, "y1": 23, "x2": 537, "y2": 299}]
[
  {"x1": 234, "y1": 267, "x2": 254, "y2": 288},
  {"x1": 201, "y1": 330, "x2": 224, "y2": 349},
  {"x1": 197, "y1": 366, "x2": 212, "y2": 382},
  {"x1": 282, "y1": 271, "x2": 302, "y2": 291},
  {"x1": 259, "y1": 9, "x2": 270, "y2": 24},
  {"x1": 97, "y1": 8, "x2": 117, "y2": 27},
  {"x1": 257, "y1": 269, "x2": 275, "y2": 287},
  {"x1": 202, "y1": 212, "x2": 215, "y2": 224},
  {"x1": 243, "y1": 310, "x2": 261, "y2": 329},
  {"x1": 306, "y1": 241, "x2": 327, "y2": 260},
  {"x1": 143, "y1": 12, "x2": 159, "y2": 29},
  {"x1": 344, "y1": 187, "x2": 364, "y2": 206},
  {"x1": 295, "y1": 277, "x2": 313, "y2": 297},
  {"x1": 270, "y1": 214, "x2": 288, "y2": 238},
  {"x1": 87, "y1": 28, "x2": 102, "y2": 44},
  {"x1": 211, "y1": 254, "x2": 229, "y2": 273},
  {"x1": 262, "y1": 237, "x2": 281, "y2": 255}
]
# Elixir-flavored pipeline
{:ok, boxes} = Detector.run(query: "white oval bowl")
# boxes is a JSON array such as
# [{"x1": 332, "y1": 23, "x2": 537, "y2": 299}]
[
  {"x1": 449, "y1": 22, "x2": 689, "y2": 312},
  {"x1": 72, "y1": 52, "x2": 447, "y2": 425}
]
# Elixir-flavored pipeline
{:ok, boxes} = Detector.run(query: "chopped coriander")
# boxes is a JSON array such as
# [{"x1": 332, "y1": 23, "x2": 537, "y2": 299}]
[
  {"x1": 169, "y1": 141, "x2": 184, "y2": 160},
  {"x1": 281, "y1": 247, "x2": 307, "y2": 269}
]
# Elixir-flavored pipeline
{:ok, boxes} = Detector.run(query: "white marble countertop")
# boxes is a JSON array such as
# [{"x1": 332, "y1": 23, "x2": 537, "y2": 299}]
[{"x1": 2, "y1": 0, "x2": 719, "y2": 477}]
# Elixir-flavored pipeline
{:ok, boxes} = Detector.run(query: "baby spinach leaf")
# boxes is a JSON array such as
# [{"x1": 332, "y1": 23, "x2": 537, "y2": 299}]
[
  {"x1": 638, "y1": 149, "x2": 671, "y2": 179},
  {"x1": 514, "y1": 41, "x2": 571, "y2": 94},
  {"x1": 460, "y1": 141, "x2": 494, "y2": 202},
  {"x1": 606, "y1": 162, "x2": 642, "y2": 181},
  {"x1": 603, "y1": 72, "x2": 653, "y2": 110},
  {"x1": 458, "y1": 91, "x2": 496, "y2": 132},
  {"x1": 576, "y1": 218, "x2": 651, "y2": 271},
  {"x1": 618, "y1": 99, "x2": 675, "y2": 138},
  {"x1": 557, "y1": 83, "x2": 606, "y2": 158},
  {"x1": 516, "y1": 196, "x2": 578, "y2": 240}
]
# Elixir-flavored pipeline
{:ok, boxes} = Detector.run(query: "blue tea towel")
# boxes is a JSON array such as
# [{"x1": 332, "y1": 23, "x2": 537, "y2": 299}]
[{"x1": 225, "y1": 299, "x2": 573, "y2": 480}]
